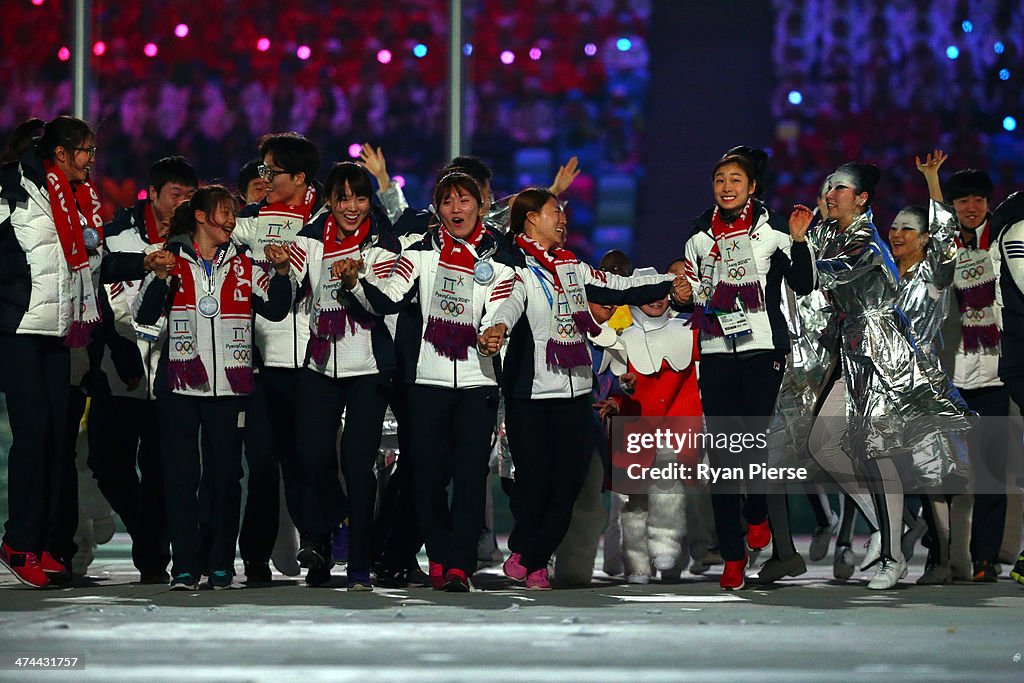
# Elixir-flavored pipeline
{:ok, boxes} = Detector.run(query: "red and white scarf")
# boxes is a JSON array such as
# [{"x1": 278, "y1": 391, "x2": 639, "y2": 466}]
[
  {"x1": 43, "y1": 160, "x2": 102, "y2": 347},
  {"x1": 423, "y1": 221, "x2": 485, "y2": 361},
  {"x1": 953, "y1": 223, "x2": 999, "y2": 353},
  {"x1": 306, "y1": 216, "x2": 375, "y2": 365},
  {"x1": 167, "y1": 246, "x2": 257, "y2": 394},
  {"x1": 691, "y1": 201, "x2": 762, "y2": 336},
  {"x1": 256, "y1": 186, "x2": 317, "y2": 261},
  {"x1": 143, "y1": 201, "x2": 166, "y2": 246},
  {"x1": 515, "y1": 234, "x2": 601, "y2": 368}
]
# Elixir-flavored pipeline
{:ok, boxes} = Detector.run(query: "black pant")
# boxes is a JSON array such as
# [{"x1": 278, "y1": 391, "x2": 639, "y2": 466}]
[
  {"x1": 505, "y1": 395, "x2": 593, "y2": 570},
  {"x1": 158, "y1": 391, "x2": 246, "y2": 578},
  {"x1": 0, "y1": 334, "x2": 72, "y2": 558},
  {"x1": 239, "y1": 367, "x2": 301, "y2": 566},
  {"x1": 698, "y1": 351, "x2": 786, "y2": 562},
  {"x1": 373, "y1": 381, "x2": 424, "y2": 570},
  {"x1": 293, "y1": 369, "x2": 391, "y2": 572},
  {"x1": 87, "y1": 394, "x2": 169, "y2": 574},
  {"x1": 407, "y1": 384, "x2": 499, "y2": 575},
  {"x1": 960, "y1": 385, "x2": 1011, "y2": 564}
]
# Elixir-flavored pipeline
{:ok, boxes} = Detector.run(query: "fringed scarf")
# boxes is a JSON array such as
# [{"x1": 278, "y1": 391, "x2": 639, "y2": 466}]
[
  {"x1": 515, "y1": 234, "x2": 600, "y2": 368},
  {"x1": 167, "y1": 246, "x2": 256, "y2": 394},
  {"x1": 423, "y1": 221, "x2": 485, "y2": 361},
  {"x1": 953, "y1": 224, "x2": 999, "y2": 352},
  {"x1": 690, "y1": 201, "x2": 761, "y2": 336},
  {"x1": 42, "y1": 160, "x2": 103, "y2": 347},
  {"x1": 306, "y1": 215, "x2": 375, "y2": 365}
]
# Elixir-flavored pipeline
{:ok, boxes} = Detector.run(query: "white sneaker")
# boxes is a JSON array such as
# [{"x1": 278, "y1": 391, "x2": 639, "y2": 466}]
[
  {"x1": 867, "y1": 557, "x2": 908, "y2": 590},
  {"x1": 860, "y1": 531, "x2": 882, "y2": 571},
  {"x1": 833, "y1": 544, "x2": 856, "y2": 580},
  {"x1": 626, "y1": 573, "x2": 650, "y2": 584},
  {"x1": 809, "y1": 509, "x2": 839, "y2": 562}
]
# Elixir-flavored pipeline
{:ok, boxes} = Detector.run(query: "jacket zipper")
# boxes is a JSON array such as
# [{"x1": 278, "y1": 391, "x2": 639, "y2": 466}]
[{"x1": 210, "y1": 315, "x2": 217, "y2": 394}]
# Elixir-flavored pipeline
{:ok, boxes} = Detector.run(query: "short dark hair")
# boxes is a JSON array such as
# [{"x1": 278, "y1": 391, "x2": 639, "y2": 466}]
[
  {"x1": 599, "y1": 249, "x2": 634, "y2": 276},
  {"x1": 237, "y1": 159, "x2": 262, "y2": 198},
  {"x1": 442, "y1": 155, "x2": 493, "y2": 187},
  {"x1": 945, "y1": 169, "x2": 993, "y2": 201},
  {"x1": 149, "y1": 156, "x2": 198, "y2": 194},
  {"x1": 509, "y1": 187, "x2": 555, "y2": 235},
  {"x1": 169, "y1": 185, "x2": 237, "y2": 237},
  {"x1": 258, "y1": 132, "x2": 320, "y2": 185},
  {"x1": 432, "y1": 172, "x2": 483, "y2": 212},
  {"x1": 324, "y1": 162, "x2": 374, "y2": 202}
]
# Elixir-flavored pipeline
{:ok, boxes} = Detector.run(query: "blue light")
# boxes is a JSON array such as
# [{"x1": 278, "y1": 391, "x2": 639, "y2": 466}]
[
  {"x1": 616, "y1": 38, "x2": 632, "y2": 52},
  {"x1": 962, "y1": 20, "x2": 973, "y2": 33},
  {"x1": 787, "y1": 90, "x2": 803, "y2": 105},
  {"x1": 946, "y1": 45, "x2": 960, "y2": 60},
  {"x1": 413, "y1": 43, "x2": 427, "y2": 58},
  {"x1": 999, "y1": 68, "x2": 1010, "y2": 81},
  {"x1": 1004, "y1": 116, "x2": 1018, "y2": 132},
  {"x1": 462, "y1": 43, "x2": 473, "y2": 56},
  {"x1": 995, "y1": 41, "x2": 1005, "y2": 54}
]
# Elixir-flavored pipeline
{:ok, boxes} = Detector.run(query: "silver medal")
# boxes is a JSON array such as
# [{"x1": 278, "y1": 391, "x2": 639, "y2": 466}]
[
  {"x1": 473, "y1": 260, "x2": 494, "y2": 285},
  {"x1": 83, "y1": 227, "x2": 100, "y2": 251},
  {"x1": 198, "y1": 295, "x2": 220, "y2": 318}
]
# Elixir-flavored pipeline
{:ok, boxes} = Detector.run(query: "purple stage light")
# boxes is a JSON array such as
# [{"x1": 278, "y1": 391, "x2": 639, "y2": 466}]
[
  {"x1": 377, "y1": 49, "x2": 392, "y2": 64},
  {"x1": 175, "y1": 23, "x2": 189, "y2": 38},
  {"x1": 348, "y1": 143, "x2": 362, "y2": 158},
  {"x1": 584, "y1": 43, "x2": 597, "y2": 57},
  {"x1": 500, "y1": 50, "x2": 515, "y2": 65},
  {"x1": 297, "y1": 45, "x2": 311, "y2": 60},
  {"x1": 529, "y1": 47, "x2": 542, "y2": 61},
  {"x1": 144, "y1": 43, "x2": 158, "y2": 58}
]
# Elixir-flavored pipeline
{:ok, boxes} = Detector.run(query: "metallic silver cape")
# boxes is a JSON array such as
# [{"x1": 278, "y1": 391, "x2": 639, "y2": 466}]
[
  {"x1": 809, "y1": 209, "x2": 971, "y2": 487},
  {"x1": 895, "y1": 199, "x2": 958, "y2": 351}
]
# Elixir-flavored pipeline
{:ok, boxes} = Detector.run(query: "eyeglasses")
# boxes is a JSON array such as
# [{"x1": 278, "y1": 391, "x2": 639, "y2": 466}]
[
  {"x1": 258, "y1": 164, "x2": 291, "y2": 181},
  {"x1": 74, "y1": 146, "x2": 97, "y2": 159}
]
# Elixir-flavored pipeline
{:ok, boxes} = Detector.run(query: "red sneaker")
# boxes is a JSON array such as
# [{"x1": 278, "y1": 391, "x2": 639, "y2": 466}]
[
  {"x1": 0, "y1": 543, "x2": 50, "y2": 588},
  {"x1": 442, "y1": 568, "x2": 471, "y2": 592},
  {"x1": 720, "y1": 554, "x2": 748, "y2": 591},
  {"x1": 428, "y1": 561, "x2": 445, "y2": 590},
  {"x1": 746, "y1": 520, "x2": 772, "y2": 552},
  {"x1": 40, "y1": 552, "x2": 72, "y2": 583}
]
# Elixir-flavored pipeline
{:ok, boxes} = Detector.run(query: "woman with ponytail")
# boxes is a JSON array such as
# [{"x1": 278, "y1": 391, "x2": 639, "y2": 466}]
[
  {"x1": 133, "y1": 185, "x2": 293, "y2": 591},
  {"x1": 0, "y1": 116, "x2": 154, "y2": 588},
  {"x1": 338, "y1": 172, "x2": 517, "y2": 592},
  {"x1": 287, "y1": 162, "x2": 400, "y2": 589},
  {"x1": 477, "y1": 187, "x2": 684, "y2": 589},
  {"x1": 679, "y1": 147, "x2": 817, "y2": 591}
]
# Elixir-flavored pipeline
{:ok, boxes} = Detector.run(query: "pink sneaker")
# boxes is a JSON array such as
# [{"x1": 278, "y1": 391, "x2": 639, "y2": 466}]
[
  {"x1": 525, "y1": 567, "x2": 551, "y2": 590},
  {"x1": 503, "y1": 552, "x2": 528, "y2": 582}
]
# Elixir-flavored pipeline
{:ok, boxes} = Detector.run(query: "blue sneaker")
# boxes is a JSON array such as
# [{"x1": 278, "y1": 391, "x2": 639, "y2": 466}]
[
  {"x1": 331, "y1": 520, "x2": 350, "y2": 566},
  {"x1": 208, "y1": 570, "x2": 233, "y2": 590},
  {"x1": 169, "y1": 573, "x2": 198, "y2": 591}
]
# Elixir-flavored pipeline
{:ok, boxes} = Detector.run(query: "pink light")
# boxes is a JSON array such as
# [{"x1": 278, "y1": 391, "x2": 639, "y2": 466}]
[
  {"x1": 137, "y1": 189, "x2": 148, "y2": 201},
  {"x1": 500, "y1": 50, "x2": 515, "y2": 65},
  {"x1": 256, "y1": 37, "x2": 271, "y2": 52},
  {"x1": 347, "y1": 143, "x2": 362, "y2": 158},
  {"x1": 57, "y1": 46, "x2": 71, "y2": 61},
  {"x1": 144, "y1": 43, "x2": 158, "y2": 58},
  {"x1": 93, "y1": 41, "x2": 107, "y2": 56},
  {"x1": 32, "y1": 0, "x2": 44, "y2": 6},
  {"x1": 377, "y1": 49, "x2": 392, "y2": 64},
  {"x1": 529, "y1": 47, "x2": 542, "y2": 61},
  {"x1": 174, "y1": 24, "x2": 189, "y2": 38},
  {"x1": 296, "y1": 45, "x2": 311, "y2": 60},
  {"x1": 393, "y1": 175, "x2": 406, "y2": 189},
  {"x1": 584, "y1": 42, "x2": 597, "y2": 57}
]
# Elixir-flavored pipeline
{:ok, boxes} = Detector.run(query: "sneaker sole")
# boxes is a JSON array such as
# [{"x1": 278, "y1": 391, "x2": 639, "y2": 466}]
[
  {"x1": 720, "y1": 579, "x2": 745, "y2": 591},
  {"x1": 347, "y1": 584, "x2": 373, "y2": 592},
  {"x1": 0, "y1": 555, "x2": 49, "y2": 588},
  {"x1": 169, "y1": 584, "x2": 199, "y2": 591}
]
